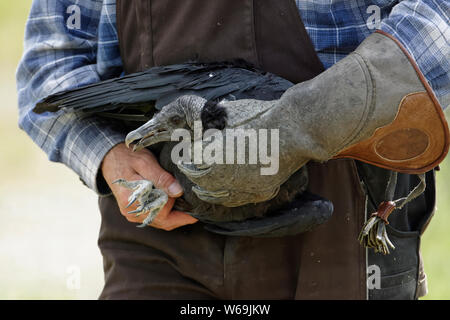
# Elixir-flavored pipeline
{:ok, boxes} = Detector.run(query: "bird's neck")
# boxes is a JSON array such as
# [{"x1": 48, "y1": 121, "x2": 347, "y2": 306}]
[
  {"x1": 185, "y1": 108, "x2": 202, "y2": 131},
  {"x1": 183, "y1": 100, "x2": 228, "y2": 132}
]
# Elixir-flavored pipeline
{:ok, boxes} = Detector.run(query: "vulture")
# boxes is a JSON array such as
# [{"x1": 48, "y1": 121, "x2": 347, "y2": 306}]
[{"x1": 34, "y1": 60, "x2": 333, "y2": 237}]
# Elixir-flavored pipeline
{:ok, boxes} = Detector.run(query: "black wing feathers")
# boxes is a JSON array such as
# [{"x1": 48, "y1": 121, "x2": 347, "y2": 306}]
[{"x1": 34, "y1": 60, "x2": 293, "y2": 116}]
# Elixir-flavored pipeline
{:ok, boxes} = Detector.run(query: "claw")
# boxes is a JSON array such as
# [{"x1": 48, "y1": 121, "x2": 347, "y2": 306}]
[
  {"x1": 112, "y1": 178, "x2": 128, "y2": 187},
  {"x1": 113, "y1": 178, "x2": 152, "y2": 190},
  {"x1": 126, "y1": 195, "x2": 138, "y2": 208},
  {"x1": 128, "y1": 204, "x2": 145, "y2": 215},
  {"x1": 138, "y1": 210, "x2": 158, "y2": 228},
  {"x1": 136, "y1": 193, "x2": 168, "y2": 227},
  {"x1": 177, "y1": 161, "x2": 212, "y2": 178},
  {"x1": 114, "y1": 178, "x2": 169, "y2": 227}
]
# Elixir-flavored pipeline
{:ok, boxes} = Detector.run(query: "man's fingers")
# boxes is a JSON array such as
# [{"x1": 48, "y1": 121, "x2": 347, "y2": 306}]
[
  {"x1": 133, "y1": 150, "x2": 184, "y2": 197},
  {"x1": 155, "y1": 171, "x2": 184, "y2": 197},
  {"x1": 151, "y1": 210, "x2": 198, "y2": 231},
  {"x1": 122, "y1": 195, "x2": 198, "y2": 231},
  {"x1": 102, "y1": 143, "x2": 190, "y2": 229}
]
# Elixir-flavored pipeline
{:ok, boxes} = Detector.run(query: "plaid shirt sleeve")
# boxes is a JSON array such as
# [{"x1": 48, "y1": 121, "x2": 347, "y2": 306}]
[
  {"x1": 381, "y1": 0, "x2": 450, "y2": 109},
  {"x1": 16, "y1": 0, "x2": 125, "y2": 195}
]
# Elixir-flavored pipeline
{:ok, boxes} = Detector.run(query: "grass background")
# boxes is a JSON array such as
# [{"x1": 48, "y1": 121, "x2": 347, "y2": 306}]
[{"x1": 0, "y1": 2, "x2": 448, "y2": 299}]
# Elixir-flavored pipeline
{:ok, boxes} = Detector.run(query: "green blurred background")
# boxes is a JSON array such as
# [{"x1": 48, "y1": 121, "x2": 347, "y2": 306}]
[{"x1": 0, "y1": 2, "x2": 448, "y2": 299}]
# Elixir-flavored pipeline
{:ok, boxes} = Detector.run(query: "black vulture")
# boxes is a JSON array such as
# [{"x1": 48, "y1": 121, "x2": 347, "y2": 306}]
[{"x1": 35, "y1": 60, "x2": 333, "y2": 237}]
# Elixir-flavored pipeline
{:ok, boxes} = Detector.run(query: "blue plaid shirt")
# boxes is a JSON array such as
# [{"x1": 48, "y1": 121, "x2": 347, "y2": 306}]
[{"x1": 16, "y1": 0, "x2": 450, "y2": 195}]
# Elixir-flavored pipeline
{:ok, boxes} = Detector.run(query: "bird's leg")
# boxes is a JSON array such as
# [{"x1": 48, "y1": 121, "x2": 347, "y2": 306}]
[{"x1": 112, "y1": 179, "x2": 168, "y2": 226}]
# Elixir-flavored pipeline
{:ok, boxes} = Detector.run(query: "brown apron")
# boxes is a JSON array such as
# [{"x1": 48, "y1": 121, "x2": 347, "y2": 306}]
[{"x1": 97, "y1": 0, "x2": 434, "y2": 299}]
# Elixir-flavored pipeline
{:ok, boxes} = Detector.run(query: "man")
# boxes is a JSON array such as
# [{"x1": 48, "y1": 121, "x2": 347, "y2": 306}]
[{"x1": 17, "y1": 0, "x2": 449, "y2": 299}]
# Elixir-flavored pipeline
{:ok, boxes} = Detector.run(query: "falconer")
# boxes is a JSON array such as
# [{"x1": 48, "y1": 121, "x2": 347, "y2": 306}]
[{"x1": 17, "y1": 0, "x2": 449, "y2": 299}]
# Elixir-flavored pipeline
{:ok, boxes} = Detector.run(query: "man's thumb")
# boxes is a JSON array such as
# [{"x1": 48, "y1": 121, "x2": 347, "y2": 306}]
[{"x1": 154, "y1": 170, "x2": 183, "y2": 197}]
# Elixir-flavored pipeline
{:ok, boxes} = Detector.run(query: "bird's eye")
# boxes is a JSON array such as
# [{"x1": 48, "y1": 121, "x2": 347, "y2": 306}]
[{"x1": 169, "y1": 115, "x2": 183, "y2": 125}]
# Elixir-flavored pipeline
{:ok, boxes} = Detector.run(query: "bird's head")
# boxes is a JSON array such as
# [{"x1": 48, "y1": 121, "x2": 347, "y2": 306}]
[{"x1": 125, "y1": 95, "x2": 206, "y2": 151}]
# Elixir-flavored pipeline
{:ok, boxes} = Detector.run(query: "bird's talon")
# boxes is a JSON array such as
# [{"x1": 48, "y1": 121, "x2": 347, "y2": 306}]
[
  {"x1": 126, "y1": 196, "x2": 137, "y2": 208},
  {"x1": 112, "y1": 178, "x2": 127, "y2": 187},
  {"x1": 128, "y1": 207, "x2": 144, "y2": 215},
  {"x1": 114, "y1": 178, "x2": 168, "y2": 227},
  {"x1": 141, "y1": 211, "x2": 158, "y2": 226}
]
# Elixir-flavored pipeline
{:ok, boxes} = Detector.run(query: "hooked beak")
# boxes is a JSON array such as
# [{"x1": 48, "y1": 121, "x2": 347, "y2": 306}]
[{"x1": 125, "y1": 119, "x2": 172, "y2": 151}]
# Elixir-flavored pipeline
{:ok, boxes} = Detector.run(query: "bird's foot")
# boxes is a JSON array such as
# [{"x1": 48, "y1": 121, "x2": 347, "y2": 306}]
[{"x1": 113, "y1": 179, "x2": 168, "y2": 227}]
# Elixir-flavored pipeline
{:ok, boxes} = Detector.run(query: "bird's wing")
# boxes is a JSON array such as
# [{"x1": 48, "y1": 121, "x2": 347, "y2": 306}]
[{"x1": 33, "y1": 61, "x2": 293, "y2": 116}]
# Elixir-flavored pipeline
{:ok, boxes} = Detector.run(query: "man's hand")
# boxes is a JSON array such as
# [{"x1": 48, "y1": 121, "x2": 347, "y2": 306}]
[{"x1": 101, "y1": 143, "x2": 198, "y2": 230}]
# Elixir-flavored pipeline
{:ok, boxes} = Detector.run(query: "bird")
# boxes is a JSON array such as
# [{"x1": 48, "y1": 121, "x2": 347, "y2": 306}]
[{"x1": 34, "y1": 60, "x2": 333, "y2": 237}]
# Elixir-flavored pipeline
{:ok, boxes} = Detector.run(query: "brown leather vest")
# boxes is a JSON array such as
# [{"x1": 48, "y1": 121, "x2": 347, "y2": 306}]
[{"x1": 116, "y1": 0, "x2": 434, "y2": 299}]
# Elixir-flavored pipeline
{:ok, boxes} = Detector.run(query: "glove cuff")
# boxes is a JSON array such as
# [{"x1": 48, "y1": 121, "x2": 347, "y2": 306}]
[{"x1": 335, "y1": 31, "x2": 449, "y2": 174}]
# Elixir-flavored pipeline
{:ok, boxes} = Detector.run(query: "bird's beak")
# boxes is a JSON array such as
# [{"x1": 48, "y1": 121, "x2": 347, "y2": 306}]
[{"x1": 125, "y1": 119, "x2": 171, "y2": 151}]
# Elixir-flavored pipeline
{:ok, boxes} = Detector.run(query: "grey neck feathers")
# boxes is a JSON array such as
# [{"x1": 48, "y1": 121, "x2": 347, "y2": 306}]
[{"x1": 178, "y1": 96, "x2": 204, "y2": 130}]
